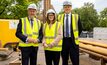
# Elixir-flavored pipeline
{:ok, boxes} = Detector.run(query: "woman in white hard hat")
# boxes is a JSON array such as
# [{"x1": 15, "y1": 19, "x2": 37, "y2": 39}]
[
  {"x1": 42, "y1": 9, "x2": 63, "y2": 65},
  {"x1": 16, "y1": 3, "x2": 43, "y2": 65}
]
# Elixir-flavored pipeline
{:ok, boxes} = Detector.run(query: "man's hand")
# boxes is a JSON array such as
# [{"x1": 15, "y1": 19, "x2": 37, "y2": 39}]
[
  {"x1": 27, "y1": 38, "x2": 35, "y2": 43},
  {"x1": 27, "y1": 38, "x2": 38, "y2": 43},
  {"x1": 33, "y1": 39, "x2": 39, "y2": 43}
]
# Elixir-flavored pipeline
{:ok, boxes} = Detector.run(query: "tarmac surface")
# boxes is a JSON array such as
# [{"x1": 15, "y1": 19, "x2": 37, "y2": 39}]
[{"x1": 0, "y1": 44, "x2": 102, "y2": 65}]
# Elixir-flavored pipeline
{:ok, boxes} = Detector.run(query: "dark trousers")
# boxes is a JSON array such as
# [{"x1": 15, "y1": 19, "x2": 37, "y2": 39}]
[
  {"x1": 19, "y1": 47, "x2": 38, "y2": 65},
  {"x1": 45, "y1": 50, "x2": 60, "y2": 65},
  {"x1": 61, "y1": 38, "x2": 79, "y2": 65}
]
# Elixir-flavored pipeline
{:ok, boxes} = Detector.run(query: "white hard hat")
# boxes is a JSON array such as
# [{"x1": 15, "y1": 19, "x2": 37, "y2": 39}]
[
  {"x1": 63, "y1": 1, "x2": 72, "y2": 6},
  {"x1": 27, "y1": 3, "x2": 37, "y2": 10},
  {"x1": 46, "y1": 9, "x2": 55, "y2": 14}
]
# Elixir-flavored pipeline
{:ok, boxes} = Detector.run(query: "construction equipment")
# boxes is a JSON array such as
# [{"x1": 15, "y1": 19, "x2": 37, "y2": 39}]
[
  {"x1": 0, "y1": 19, "x2": 19, "y2": 50},
  {"x1": 0, "y1": 19, "x2": 19, "y2": 60}
]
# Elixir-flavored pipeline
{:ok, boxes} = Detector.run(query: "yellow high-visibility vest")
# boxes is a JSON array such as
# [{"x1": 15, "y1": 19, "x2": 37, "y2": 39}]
[
  {"x1": 18, "y1": 17, "x2": 41, "y2": 47},
  {"x1": 43, "y1": 21, "x2": 62, "y2": 51},
  {"x1": 58, "y1": 14, "x2": 79, "y2": 45}
]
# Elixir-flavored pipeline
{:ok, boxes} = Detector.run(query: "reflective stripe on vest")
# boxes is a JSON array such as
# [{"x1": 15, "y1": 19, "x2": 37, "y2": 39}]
[
  {"x1": 19, "y1": 17, "x2": 41, "y2": 47},
  {"x1": 72, "y1": 14, "x2": 79, "y2": 45},
  {"x1": 58, "y1": 14, "x2": 79, "y2": 45},
  {"x1": 43, "y1": 21, "x2": 62, "y2": 51}
]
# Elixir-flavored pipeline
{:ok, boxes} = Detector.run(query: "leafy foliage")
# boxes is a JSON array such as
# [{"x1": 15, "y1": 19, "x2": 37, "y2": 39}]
[
  {"x1": 99, "y1": 8, "x2": 107, "y2": 27},
  {"x1": 72, "y1": 2, "x2": 99, "y2": 31},
  {"x1": 0, "y1": 0, "x2": 41, "y2": 19}
]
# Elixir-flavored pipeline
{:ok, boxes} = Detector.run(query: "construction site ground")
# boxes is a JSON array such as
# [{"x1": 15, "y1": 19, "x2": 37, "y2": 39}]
[{"x1": 0, "y1": 44, "x2": 101, "y2": 65}]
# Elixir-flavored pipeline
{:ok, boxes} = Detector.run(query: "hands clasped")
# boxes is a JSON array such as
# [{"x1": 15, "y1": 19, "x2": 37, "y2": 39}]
[
  {"x1": 42, "y1": 42, "x2": 57, "y2": 48},
  {"x1": 27, "y1": 38, "x2": 39, "y2": 43}
]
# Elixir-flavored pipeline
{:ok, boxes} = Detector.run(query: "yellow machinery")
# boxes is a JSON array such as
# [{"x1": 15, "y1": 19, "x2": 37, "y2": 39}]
[{"x1": 0, "y1": 19, "x2": 19, "y2": 50}]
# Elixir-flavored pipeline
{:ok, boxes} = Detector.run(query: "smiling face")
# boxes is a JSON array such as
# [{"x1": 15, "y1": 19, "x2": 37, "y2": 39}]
[
  {"x1": 48, "y1": 13, "x2": 55, "y2": 21},
  {"x1": 28, "y1": 8, "x2": 36, "y2": 18},
  {"x1": 63, "y1": 5, "x2": 72, "y2": 14},
  {"x1": 47, "y1": 13, "x2": 55, "y2": 24}
]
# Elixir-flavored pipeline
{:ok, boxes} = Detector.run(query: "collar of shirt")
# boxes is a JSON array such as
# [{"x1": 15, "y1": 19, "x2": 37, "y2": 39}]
[
  {"x1": 28, "y1": 17, "x2": 34, "y2": 21},
  {"x1": 65, "y1": 12, "x2": 71, "y2": 16}
]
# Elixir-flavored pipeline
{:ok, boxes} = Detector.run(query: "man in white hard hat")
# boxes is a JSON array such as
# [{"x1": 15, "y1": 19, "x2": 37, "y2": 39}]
[
  {"x1": 58, "y1": 1, "x2": 82, "y2": 65},
  {"x1": 16, "y1": 3, "x2": 43, "y2": 65}
]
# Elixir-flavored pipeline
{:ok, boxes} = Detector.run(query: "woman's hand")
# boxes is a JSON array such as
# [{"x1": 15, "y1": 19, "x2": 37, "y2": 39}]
[
  {"x1": 42, "y1": 41, "x2": 48, "y2": 48},
  {"x1": 48, "y1": 43, "x2": 54, "y2": 48}
]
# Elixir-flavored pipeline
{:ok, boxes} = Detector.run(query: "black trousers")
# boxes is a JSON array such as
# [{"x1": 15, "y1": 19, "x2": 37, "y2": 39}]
[
  {"x1": 45, "y1": 50, "x2": 60, "y2": 65},
  {"x1": 61, "y1": 38, "x2": 79, "y2": 65},
  {"x1": 19, "y1": 47, "x2": 38, "y2": 65}
]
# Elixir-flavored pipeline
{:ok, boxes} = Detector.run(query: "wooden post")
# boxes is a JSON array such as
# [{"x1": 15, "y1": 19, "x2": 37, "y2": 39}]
[
  {"x1": 9, "y1": 58, "x2": 21, "y2": 65},
  {"x1": 101, "y1": 59, "x2": 107, "y2": 65},
  {"x1": 0, "y1": 48, "x2": 8, "y2": 51},
  {"x1": 0, "y1": 40, "x2": 1, "y2": 47}
]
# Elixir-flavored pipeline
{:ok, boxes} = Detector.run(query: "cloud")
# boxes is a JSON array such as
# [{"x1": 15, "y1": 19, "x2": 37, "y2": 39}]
[{"x1": 94, "y1": 0, "x2": 107, "y2": 12}]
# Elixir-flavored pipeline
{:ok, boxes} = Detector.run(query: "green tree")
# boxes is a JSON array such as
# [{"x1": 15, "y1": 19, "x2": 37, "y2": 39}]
[
  {"x1": 0, "y1": 0, "x2": 14, "y2": 18},
  {"x1": 72, "y1": 2, "x2": 98, "y2": 31},
  {"x1": 0, "y1": 0, "x2": 41, "y2": 19},
  {"x1": 99, "y1": 8, "x2": 107, "y2": 27}
]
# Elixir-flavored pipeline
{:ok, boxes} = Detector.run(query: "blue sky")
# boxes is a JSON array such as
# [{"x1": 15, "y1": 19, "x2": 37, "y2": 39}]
[{"x1": 50, "y1": 0, "x2": 107, "y2": 13}]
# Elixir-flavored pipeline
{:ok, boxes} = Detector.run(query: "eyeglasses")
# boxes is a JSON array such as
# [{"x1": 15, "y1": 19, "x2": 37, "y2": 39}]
[{"x1": 48, "y1": 14, "x2": 54, "y2": 16}]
